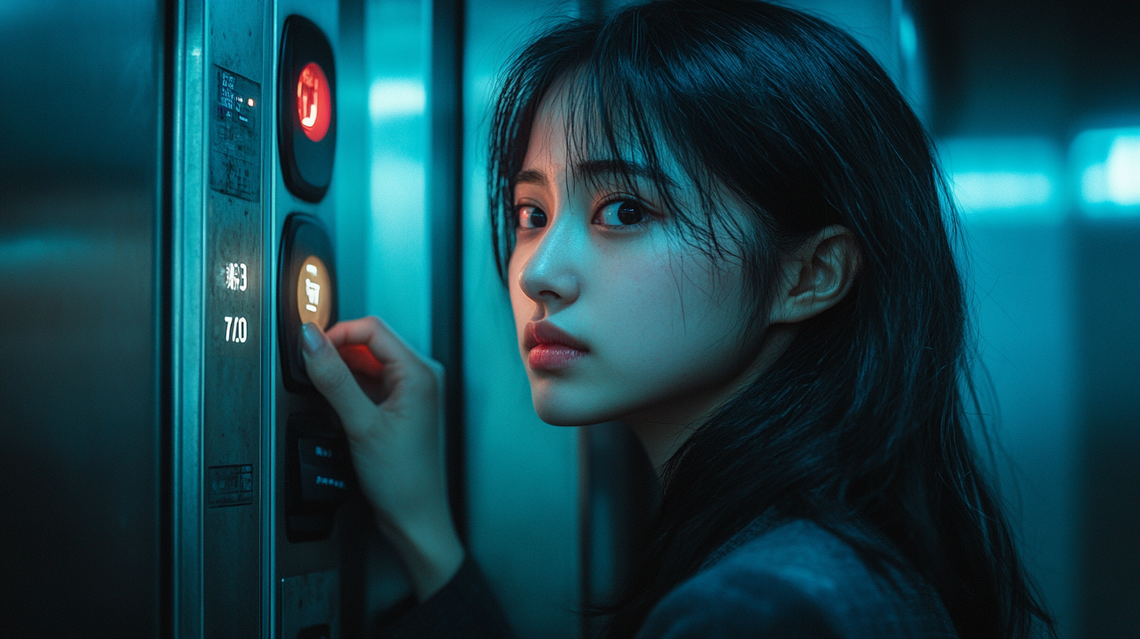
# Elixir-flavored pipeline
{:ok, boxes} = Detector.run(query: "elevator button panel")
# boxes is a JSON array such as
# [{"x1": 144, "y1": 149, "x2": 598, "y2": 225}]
[
  {"x1": 204, "y1": 68, "x2": 262, "y2": 508},
  {"x1": 296, "y1": 436, "x2": 352, "y2": 504},
  {"x1": 277, "y1": 213, "x2": 337, "y2": 393},
  {"x1": 286, "y1": 414, "x2": 352, "y2": 542},
  {"x1": 278, "y1": 15, "x2": 336, "y2": 202},
  {"x1": 202, "y1": 37, "x2": 263, "y2": 637}
]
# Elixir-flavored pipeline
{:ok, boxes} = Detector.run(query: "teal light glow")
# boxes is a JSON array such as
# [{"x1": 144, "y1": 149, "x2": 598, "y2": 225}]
[
  {"x1": 899, "y1": 12, "x2": 917, "y2": 62},
  {"x1": 1072, "y1": 127, "x2": 1140, "y2": 216},
  {"x1": 940, "y1": 137, "x2": 1065, "y2": 223},
  {"x1": 368, "y1": 78, "x2": 425, "y2": 121},
  {"x1": 953, "y1": 172, "x2": 1054, "y2": 210}
]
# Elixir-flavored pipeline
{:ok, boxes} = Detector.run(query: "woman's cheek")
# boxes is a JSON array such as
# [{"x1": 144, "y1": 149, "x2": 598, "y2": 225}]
[
  {"x1": 606, "y1": 246, "x2": 743, "y2": 374},
  {"x1": 594, "y1": 249, "x2": 694, "y2": 367}
]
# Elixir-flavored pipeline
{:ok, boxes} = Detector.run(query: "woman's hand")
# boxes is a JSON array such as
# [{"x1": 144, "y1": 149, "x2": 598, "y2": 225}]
[{"x1": 300, "y1": 317, "x2": 464, "y2": 601}]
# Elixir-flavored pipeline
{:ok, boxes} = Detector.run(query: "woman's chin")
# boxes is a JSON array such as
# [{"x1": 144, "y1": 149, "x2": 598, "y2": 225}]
[
  {"x1": 533, "y1": 403, "x2": 605, "y2": 427},
  {"x1": 531, "y1": 392, "x2": 624, "y2": 427}
]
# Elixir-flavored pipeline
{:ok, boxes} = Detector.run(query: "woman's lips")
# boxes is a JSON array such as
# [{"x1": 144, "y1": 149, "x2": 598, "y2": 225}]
[
  {"x1": 525, "y1": 322, "x2": 588, "y2": 372},
  {"x1": 528, "y1": 344, "x2": 586, "y2": 371}
]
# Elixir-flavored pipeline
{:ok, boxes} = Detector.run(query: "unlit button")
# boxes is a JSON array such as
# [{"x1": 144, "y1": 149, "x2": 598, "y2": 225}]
[{"x1": 297, "y1": 437, "x2": 351, "y2": 504}]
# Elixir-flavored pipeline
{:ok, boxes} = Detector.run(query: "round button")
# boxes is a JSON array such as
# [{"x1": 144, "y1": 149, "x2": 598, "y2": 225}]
[
  {"x1": 296, "y1": 62, "x2": 331, "y2": 142},
  {"x1": 297, "y1": 255, "x2": 331, "y2": 329}
]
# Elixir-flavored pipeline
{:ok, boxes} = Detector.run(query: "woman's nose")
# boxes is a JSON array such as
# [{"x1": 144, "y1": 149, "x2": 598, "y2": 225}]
[{"x1": 517, "y1": 222, "x2": 581, "y2": 310}]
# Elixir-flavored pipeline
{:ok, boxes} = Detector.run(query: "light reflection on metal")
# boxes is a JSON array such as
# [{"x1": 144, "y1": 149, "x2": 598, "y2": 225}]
[
  {"x1": 953, "y1": 172, "x2": 1055, "y2": 210},
  {"x1": 940, "y1": 137, "x2": 1065, "y2": 222},
  {"x1": 899, "y1": 12, "x2": 917, "y2": 62},
  {"x1": 368, "y1": 78, "x2": 426, "y2": 121},
  {"x1": 1073, "y1": 127, "x2": 1140, "y2": 215}
]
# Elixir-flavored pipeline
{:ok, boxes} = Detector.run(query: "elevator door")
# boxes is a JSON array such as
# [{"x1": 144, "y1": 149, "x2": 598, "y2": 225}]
[{"x1": 0, "y1": 2, "x2": 164, "y2": 636}]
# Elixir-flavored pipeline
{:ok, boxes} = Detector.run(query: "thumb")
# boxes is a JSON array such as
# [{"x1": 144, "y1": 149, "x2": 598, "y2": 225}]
[{"x1": 301, "y1": 322, "x2": 375, "y2": 434}]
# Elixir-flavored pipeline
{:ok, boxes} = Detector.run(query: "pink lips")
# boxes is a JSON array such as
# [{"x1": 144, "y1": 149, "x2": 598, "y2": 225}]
[{"x1": 524, "y1": 322, "x2": 588, "y2": 371}]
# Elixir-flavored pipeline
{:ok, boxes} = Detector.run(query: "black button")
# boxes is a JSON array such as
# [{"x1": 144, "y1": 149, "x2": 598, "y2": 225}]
[
  {"x1": 297, "y1": 436, "x2": 347, "y2": 467},
  {"x1": 296, "y1": 436, "x2": 351, "y2": 504},
  {"x1": 298, "y1": 462, "x2": 351, "y2": 504}
]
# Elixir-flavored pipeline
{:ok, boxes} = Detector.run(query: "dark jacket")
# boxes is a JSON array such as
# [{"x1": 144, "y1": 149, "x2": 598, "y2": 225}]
[{"x1": 377, "y1": 518, "x2": 958, "y2": 638}]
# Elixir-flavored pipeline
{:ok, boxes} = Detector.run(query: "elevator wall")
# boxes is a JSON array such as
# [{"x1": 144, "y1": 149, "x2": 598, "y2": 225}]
[
  {"x1": 917, "y1": 2, "x2": 1140, "y2": 636},
  {"x1": 461, "y1": 2, "x2": 583, "y2": 637},
  {"x1": 0, "y1": 2, "x2": 165, "y2": 636}
]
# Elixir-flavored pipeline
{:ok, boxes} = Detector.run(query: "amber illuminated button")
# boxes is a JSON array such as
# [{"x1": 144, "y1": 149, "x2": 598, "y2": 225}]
[
  {"x1": 296, "y1": 62, "x2": 331, "y2": 142},
  {"x1": 296, "y1": 255, "x2": 331, "y2": 329}
]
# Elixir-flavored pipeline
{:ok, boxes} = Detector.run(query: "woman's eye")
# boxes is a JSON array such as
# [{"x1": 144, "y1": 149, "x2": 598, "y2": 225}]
[
  {"x1": 594, "y1": 199, "x2": 647, "y2": 227},
  {"x1": 516, "y1": 205, "x2": 547, "y2": 229}
]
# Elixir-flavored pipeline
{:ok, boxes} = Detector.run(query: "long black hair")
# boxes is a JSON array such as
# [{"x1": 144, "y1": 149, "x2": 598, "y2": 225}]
[{"x1": 487, "y1": 1, "x2": 1053, "y2": 637}]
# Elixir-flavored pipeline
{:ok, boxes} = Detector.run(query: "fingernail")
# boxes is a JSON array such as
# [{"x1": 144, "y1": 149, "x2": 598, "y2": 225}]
[{"x1": 301, "y1": 323, "x2": 323, "y2": 354}]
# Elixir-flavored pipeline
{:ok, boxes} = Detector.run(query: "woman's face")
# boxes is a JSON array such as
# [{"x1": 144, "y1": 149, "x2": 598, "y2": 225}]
[{"x1": 508, "y1": 88, "x2": 770, "y2": 428}]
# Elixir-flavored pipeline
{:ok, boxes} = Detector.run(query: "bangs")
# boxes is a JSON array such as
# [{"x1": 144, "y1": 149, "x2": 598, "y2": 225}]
[{"x1": 489, "y1": 17, "x2": 765, "y2": 286}]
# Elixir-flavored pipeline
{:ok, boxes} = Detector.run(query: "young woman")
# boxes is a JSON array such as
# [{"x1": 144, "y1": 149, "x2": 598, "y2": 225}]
[{"x1": 300, "y1": 1, "x2": 1053, "y2": 636}]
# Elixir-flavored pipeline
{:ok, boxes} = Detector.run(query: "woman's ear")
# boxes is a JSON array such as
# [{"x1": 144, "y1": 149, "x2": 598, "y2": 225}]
[{"x1": 768, "y1": 225, "x2": 862, "y2": 325}]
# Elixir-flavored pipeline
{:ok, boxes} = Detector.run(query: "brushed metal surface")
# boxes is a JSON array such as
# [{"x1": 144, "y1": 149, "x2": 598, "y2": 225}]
[
  {"x1": 201, "y1": 2, "x2": 268, "y2": 637},
  {"x1": 172, "y1": 1, "x2": 207, "y2": 636},
  {"x1": 0, "y1": 1, "x2": 163, "y2": 636},
  {"x1": 461, "y1": 2, "x2": 583, "y2": 637},
  {"x1": 281, "y1": 570, "x2": 341, "y2": 639}
]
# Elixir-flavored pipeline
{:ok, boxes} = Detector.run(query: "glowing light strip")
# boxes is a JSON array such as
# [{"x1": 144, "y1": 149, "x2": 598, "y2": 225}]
[
  {"x1": 941, "y1": 137, "x2": 1064, "y2": 222},
  {"x1": 952, "y1": 172, "x2": 1055, "y2": 210},
  {"x1": 1074, "y1": 129, "x2": 1140, "y2": 212},
  {"x1": 368, "y1": 79, "x2": 425, "y2": 121}
]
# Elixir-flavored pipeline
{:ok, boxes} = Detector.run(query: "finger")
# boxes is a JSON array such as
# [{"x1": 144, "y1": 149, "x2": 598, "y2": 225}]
[
  {"x1": 338, "y1": 344, "x2": 384, "y2": 378},
  {"x1": 325, "y1": 316, "x2": 419, "y2": 369},
  {"x1": 301, "y1": 323, "x2": 378, "y2": 436},
  {"x1": 338, "y1": 344, "x2": 390, "y2": 404}
]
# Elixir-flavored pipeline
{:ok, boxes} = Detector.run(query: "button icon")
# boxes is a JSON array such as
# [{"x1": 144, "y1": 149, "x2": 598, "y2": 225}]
[
  {"x1": 296, "y1": 255, "x2": 331, "y2": 329},
  {"x1": 296, "y1": 62, "x2": 331, "y2": 142},
  {"x1": 304, "y1": 264, "x2": 320, "y2": 312}
]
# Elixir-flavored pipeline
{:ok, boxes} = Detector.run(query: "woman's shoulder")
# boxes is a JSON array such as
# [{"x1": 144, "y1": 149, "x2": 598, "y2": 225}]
[{"x1": 636, "y1": 519, "x2": 959, "y2": 639}]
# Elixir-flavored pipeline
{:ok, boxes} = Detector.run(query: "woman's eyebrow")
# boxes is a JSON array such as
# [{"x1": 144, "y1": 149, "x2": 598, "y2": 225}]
[
  {"x1": 514, "y1": 169, "x2": 548, "y2": 187},
  {"x1": 574, "y1": 159, "x2": 677, "y2": 189}
]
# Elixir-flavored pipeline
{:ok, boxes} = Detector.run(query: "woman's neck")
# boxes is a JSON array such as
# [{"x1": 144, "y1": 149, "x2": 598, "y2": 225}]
[{"x1": 628, "y1": 419, "x2": 698, "y2": 475}]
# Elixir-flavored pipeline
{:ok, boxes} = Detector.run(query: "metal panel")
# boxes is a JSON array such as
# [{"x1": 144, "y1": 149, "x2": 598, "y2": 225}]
[
  {"x1": 0, "y1": 1, "x2": 369, "y2": 636},
  {"x1": 282, "y1": 570, "x2": 341, "y2": 639},
  {"x1": 201, "y1": 3, "x2": 269, "y2": 636},
  {"x1": 579, "y1": 424, "x2": 657, "y2": 639},
  {"x1": 1074, "y1": 221, "x2": 1140, "y2": 638},
  {"x1": 429, "y1": 0, "x2": 469, "y2": 574},
  {"x1": 0, "y1": 1, "x2": 163, "y2": 636},
  {"x1": 171, "y1": 1, "x2": 275, "y2": 636},
  {"x1": 270, "y1": 3, "x2": 348, "y2": 639},
  {"x1": 462, "y1": 2, "x2": 582, "y2": 637},
  {"x1": 171, "y1": 1, "x2": 207, "y2": 635}
]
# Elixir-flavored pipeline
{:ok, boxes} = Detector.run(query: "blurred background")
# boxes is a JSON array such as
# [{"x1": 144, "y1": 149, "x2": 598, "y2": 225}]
[
  {"x1": 919, "y1": 2, "x2": 1139, "y2": 637},
  {"x1": 1, "y1": 0, "x2": 1136, "y2": 637}
]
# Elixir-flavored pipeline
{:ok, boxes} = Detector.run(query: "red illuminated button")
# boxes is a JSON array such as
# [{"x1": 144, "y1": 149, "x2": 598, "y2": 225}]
[
  {"x1": 296, "y1": 62, "x2": 331, "y2": 142},
  {"x1": 278, "y1": 16, "x2": 336, "y2": 202}
]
